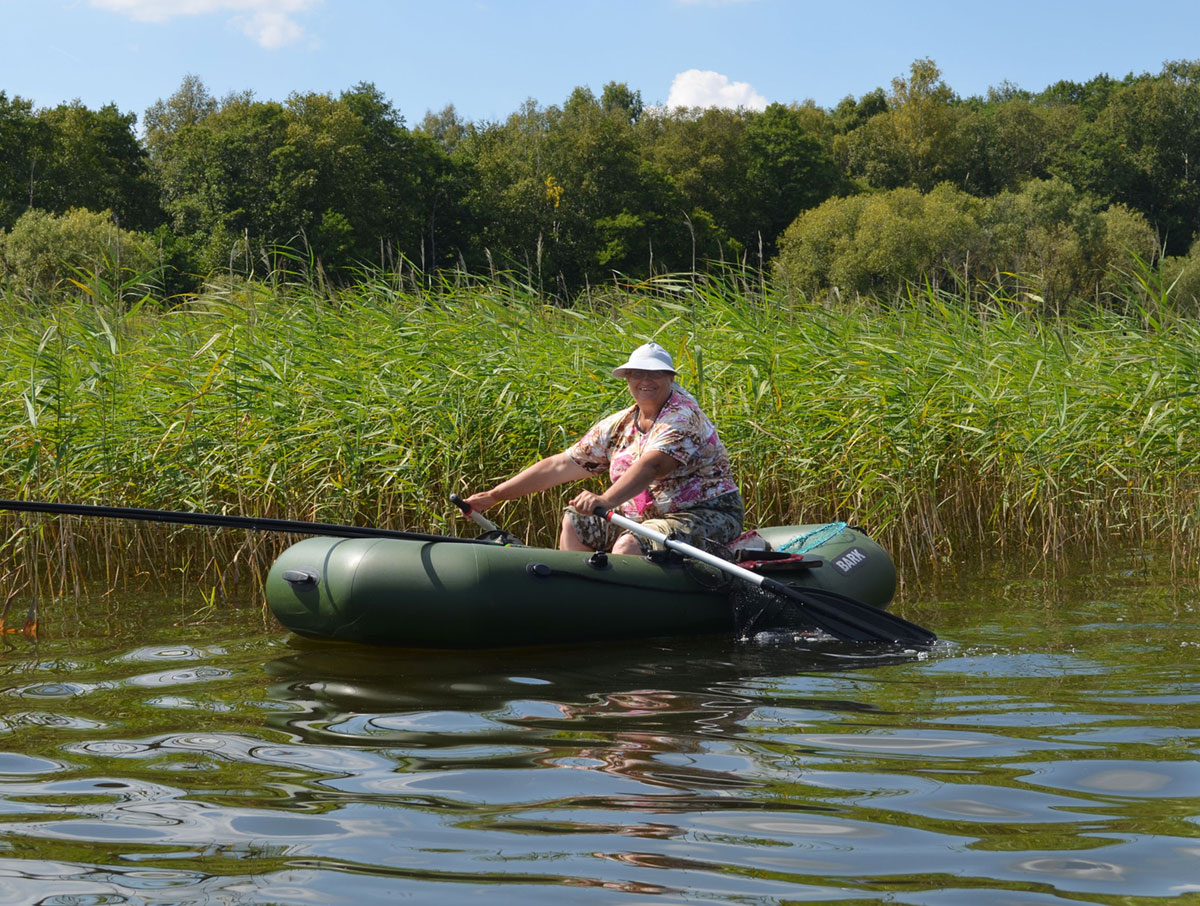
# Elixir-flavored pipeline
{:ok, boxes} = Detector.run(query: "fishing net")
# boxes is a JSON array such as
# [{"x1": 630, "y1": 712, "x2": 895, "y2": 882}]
[
  {"x1": 729, "y1": 583, "x2": 825, "y2": 640},
  {"x1": 727, "y1": 522, "x2": 852, "y2": 641},
  {"x1": 675, "y1": 535, "x2": 826, "y2": 640},
  {"x1": 678, "y1": 537, "x2": 737, "y2": 592}
]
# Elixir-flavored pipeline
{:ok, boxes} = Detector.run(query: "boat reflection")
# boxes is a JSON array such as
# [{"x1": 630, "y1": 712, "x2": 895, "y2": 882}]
[{"x1": 262, "y1": 635, "x2": 925, "y2": 793}]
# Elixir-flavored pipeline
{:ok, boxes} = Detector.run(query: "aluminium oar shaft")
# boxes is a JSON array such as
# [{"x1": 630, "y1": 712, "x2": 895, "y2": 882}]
[{"x1": 595, "y1": 505, "x2": 936, "y2": 645}]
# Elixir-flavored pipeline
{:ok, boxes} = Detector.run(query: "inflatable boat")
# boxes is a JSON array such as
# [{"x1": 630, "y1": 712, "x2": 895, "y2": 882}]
[{"x1": 265, "y1": 523, "x2": 899, "y2": 648}]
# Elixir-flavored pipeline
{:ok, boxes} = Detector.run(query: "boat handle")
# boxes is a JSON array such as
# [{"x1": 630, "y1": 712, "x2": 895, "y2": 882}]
[{"x1": 282, "y1": 568, "x2": 320, "y2": 588}]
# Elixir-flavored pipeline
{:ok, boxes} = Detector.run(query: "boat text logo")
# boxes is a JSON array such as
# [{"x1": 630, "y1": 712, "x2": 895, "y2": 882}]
[{"x1": 832, "y1": 548, "x2": 867, "y2": 574}]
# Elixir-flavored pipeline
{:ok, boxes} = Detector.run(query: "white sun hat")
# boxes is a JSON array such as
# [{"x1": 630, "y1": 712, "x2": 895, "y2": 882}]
[{"x1": 612, "y1": 342, "x2": 676, "y2": 378}]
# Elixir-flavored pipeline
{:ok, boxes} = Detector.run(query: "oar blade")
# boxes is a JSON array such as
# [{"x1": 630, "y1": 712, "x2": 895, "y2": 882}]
[
  {"x1": 594, "y1": 504, "x2": 937, "y2": 646},
  {"x1": 762, "y1": 578, "x2": 937, "y2": 645}
]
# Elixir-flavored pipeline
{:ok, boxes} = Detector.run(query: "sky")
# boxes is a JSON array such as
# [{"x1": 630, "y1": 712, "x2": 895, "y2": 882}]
[{"x1": 4, "y1": 0, "x2": 1200, "y2": 130}]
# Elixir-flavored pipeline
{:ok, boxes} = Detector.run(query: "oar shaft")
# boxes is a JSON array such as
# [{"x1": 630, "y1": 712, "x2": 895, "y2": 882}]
[
  {"x1": 595, "y1": 504, "x2": 936, "y2": 645},
  {"x1": 450, "y1": 493, "x2": 500, "y2": 532},
  {"x1": 599, "y1": 507, "x2": 767, "y2": 588},
  {"x1": 0, "y1": 499, "x2": 477, "y2": 544}
]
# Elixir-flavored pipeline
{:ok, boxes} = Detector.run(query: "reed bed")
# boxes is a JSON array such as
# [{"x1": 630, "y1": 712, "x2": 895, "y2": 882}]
[{"x1": 1, "y1": 264, "x2": 1197, "y2": 609}]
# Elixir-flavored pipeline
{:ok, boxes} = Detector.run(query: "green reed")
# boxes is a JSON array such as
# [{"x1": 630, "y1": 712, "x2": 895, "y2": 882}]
[{"x1": 1, "y1": 262, "x2": 1197, "y2": 605}]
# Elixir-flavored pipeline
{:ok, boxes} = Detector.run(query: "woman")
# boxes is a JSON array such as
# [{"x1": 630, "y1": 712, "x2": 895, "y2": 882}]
[{"x1": 464, "y1": 342, "x2": 744, "y2": 554}]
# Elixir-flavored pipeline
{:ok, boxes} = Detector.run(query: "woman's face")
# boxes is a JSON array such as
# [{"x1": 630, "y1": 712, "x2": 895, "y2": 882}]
[{"x1": 624, "y1": 369, "x2": 674, "y2": 410}]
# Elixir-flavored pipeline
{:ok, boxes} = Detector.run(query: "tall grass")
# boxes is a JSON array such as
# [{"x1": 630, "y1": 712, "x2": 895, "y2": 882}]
[{"x1": 1, "y1": 261, "x2": 1197, "y2": 607}]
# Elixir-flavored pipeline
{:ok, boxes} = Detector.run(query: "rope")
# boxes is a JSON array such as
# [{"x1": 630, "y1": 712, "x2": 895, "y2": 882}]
[{"x1": 778, "y1": 521, "x2": 848, "y2": 554}]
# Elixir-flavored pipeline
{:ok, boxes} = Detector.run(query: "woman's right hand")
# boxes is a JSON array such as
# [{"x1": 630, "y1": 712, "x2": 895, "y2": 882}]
[{"x1": 462, "y1": 490, "x2": 498, "y2": 514}]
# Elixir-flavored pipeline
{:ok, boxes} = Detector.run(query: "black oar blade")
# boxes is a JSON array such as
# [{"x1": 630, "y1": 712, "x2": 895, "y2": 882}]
[
  {"x1": 761, "y1": 577, "x2": 937, "y2": 645},
  {"x1": 593, "y1": 504, "x2": 936, "y2": 646}
]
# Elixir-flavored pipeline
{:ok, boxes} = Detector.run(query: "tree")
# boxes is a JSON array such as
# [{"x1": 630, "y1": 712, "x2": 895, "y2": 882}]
[
  {"x1": 0, "y1": 206, "x2": 157, "y2": 300},
  {"x1": 34, "y1": 101, "x2": 159, "y2": 229},
  {"x1": 952, "y1": 98, "x2": 1073, "y2": 196},
  {"x1": 837, "y1": 59, "x2": 966, "y2": 192},
  {"x1": 141, "y1": 77, "x2": 465, "y2": 275},
  {"x1": 1038, "y1": 73, "x2": 1124, "y2": 121},
  {"x1": 0, "y1": 92, "x2": 50, "y2": 229},
  {"x1": 416, "y1": 104, "x2": 480, "y2": 268},
  {"x1": 742, "y1": 103, "x2": 840, "y2": 258},
  {"x1": 144, "y1": 73, "x2": 218, "y2": 142},
  {"x1": 418, "y1": 103, "x2": 471, "y2": 154},
  {"x1": 145, "y1": 81, "x2": 289, "y2": 272},
  {"x1": 638, "y1": 107, "x2": 750, "y2": 258},
  {"x1": 773, "y1": 184, "x2": 982, "y2": 297},
  {"x1": 1160, "y1": 239, "x2": 1200, "y2": 312},
  {"x1": 461, "y1": 87, "x2": 689, "y2": 287},
  {"x1": 831, "y1": 88, "x2": 888, "y2": 134},
  {"x1": 458, "y1": 97, "x2": 559, "y2": 279},
  {"x1": 1063, "y1": 62, "x2": 1200, "y2": 248},
  {"x1": 548, "y1": 86, "x2": 690, "y2": 281},
  {"x1": 601, "y1": 81, "x2": 644, "y2": 124},
  {"x1": 979, "y1": 178, "x2": 1126, "y2": 309}
]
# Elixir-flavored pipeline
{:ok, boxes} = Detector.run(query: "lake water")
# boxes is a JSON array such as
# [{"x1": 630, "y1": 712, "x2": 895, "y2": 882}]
[{"x1": 0, "y1": 552, "x2": 1196, "y2": 905}]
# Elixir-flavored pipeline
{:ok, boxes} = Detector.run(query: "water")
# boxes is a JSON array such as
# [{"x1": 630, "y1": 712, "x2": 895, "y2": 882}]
[{"x1": 0, "y1": 555, "x2": 1196, "y2": 905}]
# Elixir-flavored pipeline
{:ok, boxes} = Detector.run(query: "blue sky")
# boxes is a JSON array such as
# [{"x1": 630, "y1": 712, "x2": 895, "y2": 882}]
[{"x1": 4, "y1": 0, "x2": 1200, "y2": 129}]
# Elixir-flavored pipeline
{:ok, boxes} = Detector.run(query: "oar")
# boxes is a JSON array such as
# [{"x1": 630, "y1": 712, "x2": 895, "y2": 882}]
[
  {"x1": 449, "y1": 493, "x2": 500, "y2": 532},
  {"x1": 450, "y1": 493, "x2": 526, "y2": 546},
  {"x1": 0, "y1": 499, "x2": 492, "y2": 545},
  {"x1": 594, "y1": 506, "x2": 937, "y2": 645}
]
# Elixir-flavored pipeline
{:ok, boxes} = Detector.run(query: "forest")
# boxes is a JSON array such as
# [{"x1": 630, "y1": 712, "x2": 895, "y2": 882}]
[
  {"x1": 2, "y1": 57, "x2": 1200, "y2": 310},
  {"x1": 1, "y1": 58, "x2": 1198, "y2": 582}
]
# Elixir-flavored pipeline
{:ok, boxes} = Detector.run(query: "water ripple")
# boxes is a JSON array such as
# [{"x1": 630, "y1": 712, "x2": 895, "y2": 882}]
[
  {"x1": 1015, "y1": 759, "x2": 1200, "y2": 798},
  {"x1": 0, "y1": 587, "x2": 1193, "y2": 903}
]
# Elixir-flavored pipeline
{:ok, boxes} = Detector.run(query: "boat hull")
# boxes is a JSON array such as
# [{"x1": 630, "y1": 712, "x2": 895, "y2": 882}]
[{"x1": 265, "y1": 524, "x2": 897, "y2": 648}]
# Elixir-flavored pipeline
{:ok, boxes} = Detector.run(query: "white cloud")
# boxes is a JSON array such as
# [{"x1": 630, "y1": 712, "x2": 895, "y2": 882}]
[
  {"x1": 233, "y1": 8, "x2": 305, "y2": 48},
  {"x1": 666, "y1": 69, "x2": 767, "y2": 111},
  {"x1": 89, "y1": 0, "x2": 320, "y2": 48}
]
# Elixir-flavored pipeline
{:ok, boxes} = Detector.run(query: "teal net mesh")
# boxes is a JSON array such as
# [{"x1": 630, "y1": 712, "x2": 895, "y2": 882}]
[{"x1": 778, "y1": 521, "x2": 848, "y2": 554}]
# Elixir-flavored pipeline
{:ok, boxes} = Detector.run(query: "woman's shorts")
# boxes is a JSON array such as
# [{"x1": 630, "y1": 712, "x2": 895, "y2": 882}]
[{"x1": 565, "y1": 491, "x2": 745, "y2": 553}]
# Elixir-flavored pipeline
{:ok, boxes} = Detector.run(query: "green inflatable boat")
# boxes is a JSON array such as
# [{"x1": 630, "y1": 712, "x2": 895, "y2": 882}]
[{"x1": 265, "y1": 523, "x2": 899, "y2": 648}]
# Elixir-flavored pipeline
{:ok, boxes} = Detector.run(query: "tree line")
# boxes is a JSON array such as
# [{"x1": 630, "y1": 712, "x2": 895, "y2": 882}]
[{"x1": 2, "y1": 59, "x2": 1200, "y2": 307}]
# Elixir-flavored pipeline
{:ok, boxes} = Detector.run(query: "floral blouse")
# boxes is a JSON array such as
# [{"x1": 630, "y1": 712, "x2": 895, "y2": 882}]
[{"x1": 565, "y1": 388, "x2": 739, "y2": 519}]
